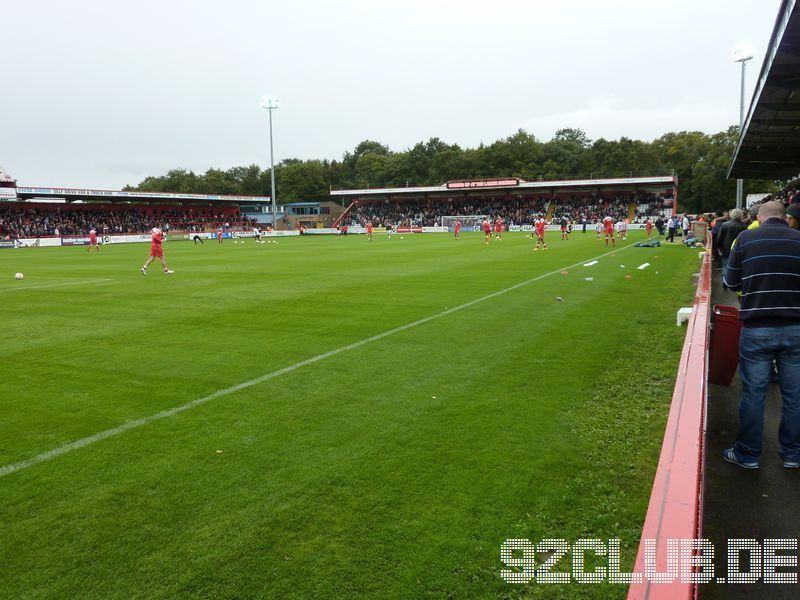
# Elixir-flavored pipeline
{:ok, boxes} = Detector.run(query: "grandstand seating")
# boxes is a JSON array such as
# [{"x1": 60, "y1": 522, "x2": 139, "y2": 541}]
[
  {"x1": 0, "y1": 203, "x2": 257, "y2": 237},
  {"x1": 346, "y1": 192, "x2": 674, "y2": 227},
  {"x1": 550, "y1": 192, "x2": 673, "y2": 224},
  {"x1": 348, "y1": 195, "x2": 549, "y2": 228}
]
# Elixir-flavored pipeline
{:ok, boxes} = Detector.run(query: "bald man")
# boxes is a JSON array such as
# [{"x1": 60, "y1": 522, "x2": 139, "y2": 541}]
[{"x1": 723, "y1": 201, "x2": 800, "y2": 469}]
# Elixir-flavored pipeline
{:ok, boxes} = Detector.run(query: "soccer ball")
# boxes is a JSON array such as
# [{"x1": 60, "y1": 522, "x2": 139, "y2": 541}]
[{"x1": 15, "y1": 272, "x2": 24, "y2": 280}]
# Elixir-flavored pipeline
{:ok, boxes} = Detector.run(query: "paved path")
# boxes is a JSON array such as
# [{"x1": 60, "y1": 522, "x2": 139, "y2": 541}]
[{"x1": 700, "y1": 267, "x2": 800, "y2": 598}]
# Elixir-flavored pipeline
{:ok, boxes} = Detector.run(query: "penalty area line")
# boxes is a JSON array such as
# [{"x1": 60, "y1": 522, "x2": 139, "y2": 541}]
[{"x1": 0, "y1": 243, "x2": 634, "y2": 478}]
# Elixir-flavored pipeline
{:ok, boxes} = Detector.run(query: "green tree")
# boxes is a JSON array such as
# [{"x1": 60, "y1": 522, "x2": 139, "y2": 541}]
[
  {"x1": 355, "y1": 153, "x2": 391, "y2": 188},
  {"x1": 543, "y1": 128, "x2": 591, "y2": 177},
  {"x1": 125, "y1": 126, "x2": 785, "y2": 213},
  {"x1": 277, "y1": 160, "x2": 330, "y2": 202}
]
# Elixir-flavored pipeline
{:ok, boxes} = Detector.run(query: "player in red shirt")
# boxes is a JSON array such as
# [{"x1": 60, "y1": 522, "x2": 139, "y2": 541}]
[
  {"x1": 454, "y1": 219, "x2": 461, "y2": 240},
  {"x1": 645, "y1": 218, "x2": 653, "y2": 239},
  {"x1": 603, "y1": 216, "x2": 616, "y2": 247},
  {"x1": 87, "y1": 228, "x2": 99, "y2": 252},
  {"x1": 494, "y1": 217, "x2": 503, "y2": 240},
  {"x1": 366, "y1": 222, "x2": 374, "y2": 242},
  {"x1": 482, "y1": 218, "x2": 492, "y2": 244},
  {"x1": 217, "y1": 229, "x2": 223, "y2": 244},
  {"x1": 140, "y1": 228, "x2": 174, "y2": 275},
  {"x1": 534, "y1": 217, "x2": 548, "y2": 251}
]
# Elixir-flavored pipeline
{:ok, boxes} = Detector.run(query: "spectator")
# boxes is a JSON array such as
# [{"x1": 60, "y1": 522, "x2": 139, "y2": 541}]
[
  {"x1": 722, "y1": 201, "x2": 800, "y2": 470},
  {"x1": 788, "y1": 203, "x2": 800, "y2": 230},
  {"x1": 716, "y1": 208, "x2": 747, "y2": 281},
  {"x1": 710, "y1": 211, "x2": 729, "y2": 268},
  {"x1": 666, "y1": 216, "x2": 677, "y2": 243}
]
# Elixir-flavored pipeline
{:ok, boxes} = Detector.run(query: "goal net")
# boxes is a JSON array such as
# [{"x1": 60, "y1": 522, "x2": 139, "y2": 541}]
[{"x1": 441, "y1": 215, "x2": 488, "y2": 232}]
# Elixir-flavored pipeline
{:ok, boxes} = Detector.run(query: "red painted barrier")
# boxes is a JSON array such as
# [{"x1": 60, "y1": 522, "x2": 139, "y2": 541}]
[{"x1": 627, "y1": 251, "x2": 711, "y2": 600}]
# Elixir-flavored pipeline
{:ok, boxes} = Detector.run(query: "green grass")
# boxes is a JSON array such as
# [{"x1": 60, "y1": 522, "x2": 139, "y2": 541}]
[{"x1": 0, "y1": 230, "x2": 699, "y2": 599}]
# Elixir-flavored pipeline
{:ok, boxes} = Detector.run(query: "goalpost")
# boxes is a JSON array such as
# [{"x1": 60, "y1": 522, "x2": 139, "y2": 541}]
[{"x1": 441, "y1": 215, "x2": 488, "y2": 232}]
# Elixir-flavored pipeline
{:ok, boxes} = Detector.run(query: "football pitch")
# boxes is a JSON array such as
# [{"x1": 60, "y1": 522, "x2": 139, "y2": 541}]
[{"x1": 1, "y1": 231, "x2": 699, "y2": 599}]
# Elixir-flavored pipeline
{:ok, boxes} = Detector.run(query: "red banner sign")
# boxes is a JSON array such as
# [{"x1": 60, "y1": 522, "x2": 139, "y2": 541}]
[{"x1": 446, "y1": 178, "x2": 519, "y2": 190}]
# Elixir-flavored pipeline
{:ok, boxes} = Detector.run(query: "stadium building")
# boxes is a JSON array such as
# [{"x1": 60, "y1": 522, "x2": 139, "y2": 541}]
[{"x1": 330, "y1": 174, "x2": 678, "y2": 230}]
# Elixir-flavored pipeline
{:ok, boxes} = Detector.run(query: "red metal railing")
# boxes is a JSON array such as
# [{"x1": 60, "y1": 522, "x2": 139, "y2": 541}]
[{"x1": 331, "y1": 200, "x2": 356, "y2": 228}]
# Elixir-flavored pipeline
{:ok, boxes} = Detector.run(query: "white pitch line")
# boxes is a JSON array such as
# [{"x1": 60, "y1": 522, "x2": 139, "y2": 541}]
[
  {"x1": 0, "y1": 243, "x2": 634, "y2": 478},
  {"x1": 1, "y1": 278, "x2": 114, "y2": 292}
]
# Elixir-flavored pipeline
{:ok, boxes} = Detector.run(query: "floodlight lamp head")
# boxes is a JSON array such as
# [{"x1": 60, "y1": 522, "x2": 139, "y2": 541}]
[
  {"x1": 260, "y1": 97, "x2": 279, "y2": 110},
  {"x1": 732, "y1": 43, "x2": 754, "y2": 63}
]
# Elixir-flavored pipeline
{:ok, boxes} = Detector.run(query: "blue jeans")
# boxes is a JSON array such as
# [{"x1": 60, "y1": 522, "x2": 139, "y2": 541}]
[{"x1": 734, "y1": 325, "x2": 800, "y2": 462}]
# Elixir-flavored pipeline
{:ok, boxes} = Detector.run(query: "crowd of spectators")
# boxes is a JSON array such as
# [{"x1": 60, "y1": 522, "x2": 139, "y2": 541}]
[
  {"x1": 755, "y1": 183, "x2": 798, "y2": 207},
  {"x1": 0, "y1": 204, "x2": 257, "y2": 238},
  {"x1": 348, "y1": 191, "x2": 675, "y2": 228},
  {"x1": 633, "y1": 193, "x2": 675, "y2": 221},
  {"x1": 348, "y1": 195, "x2": 550, "y2": 227},
  {"x1": 550, "y1": 192, "x2": 673, "y2": 224}
]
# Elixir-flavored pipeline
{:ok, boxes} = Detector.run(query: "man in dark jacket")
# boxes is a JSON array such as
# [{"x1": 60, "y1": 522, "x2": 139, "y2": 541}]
[
  {"x1": 722, "y1": 201, "x2": 800, "y2": 469},
  {"x1": 710, "y1": 211, "x2": 729, "y2": 267},
  {"x1": 716, "y1": 208, "x2": 747, "y2": 281}
]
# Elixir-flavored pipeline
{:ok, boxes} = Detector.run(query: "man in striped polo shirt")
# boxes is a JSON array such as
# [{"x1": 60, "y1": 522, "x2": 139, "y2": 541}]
[{"x1": 723, "y1": 201, "x2": 800, "y2": 469}]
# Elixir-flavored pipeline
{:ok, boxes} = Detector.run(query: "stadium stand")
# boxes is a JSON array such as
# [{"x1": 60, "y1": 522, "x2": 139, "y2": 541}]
[
  {"x1": 0, "y1": 204, "x2": 257, "y2": 237},
  {"x1": 345, "y1": 192, "x2": 674, "y2": 227},
  {"x1": 347, "y1": 195, "x2": 549, "y2": 227}
]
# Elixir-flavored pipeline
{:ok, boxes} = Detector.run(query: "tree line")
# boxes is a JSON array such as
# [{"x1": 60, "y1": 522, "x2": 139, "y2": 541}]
[{"x1": 125, "y1": 127, "x2": 779, "y2": 214}]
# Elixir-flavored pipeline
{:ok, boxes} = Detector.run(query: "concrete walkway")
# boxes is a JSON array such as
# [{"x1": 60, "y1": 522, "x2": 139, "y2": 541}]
[{"x1": 699, "y1": 268, "x2": 800, "y2": 599}]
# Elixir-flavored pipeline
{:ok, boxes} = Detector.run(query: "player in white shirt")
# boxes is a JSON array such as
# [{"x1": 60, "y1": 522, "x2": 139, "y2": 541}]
[
  {"x1": 595, "y1": 220, "x2": 603, "y2": 240},
  {"x1": 253, "y1": 227, "x2": 261, "y2": 243}
]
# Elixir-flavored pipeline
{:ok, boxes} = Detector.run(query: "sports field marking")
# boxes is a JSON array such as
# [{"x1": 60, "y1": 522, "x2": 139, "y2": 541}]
[
  {"x1": 0, "y1": 243, "x2": 635, "y2": 478},
  {"x1": 1, "y1": 278, "x2": 114, "y2": 292}
]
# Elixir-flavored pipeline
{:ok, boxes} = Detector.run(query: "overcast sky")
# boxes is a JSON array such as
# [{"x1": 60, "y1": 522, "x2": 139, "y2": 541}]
[{"x1": 3, "y1": 0, "x2": 780, "y2": 189}]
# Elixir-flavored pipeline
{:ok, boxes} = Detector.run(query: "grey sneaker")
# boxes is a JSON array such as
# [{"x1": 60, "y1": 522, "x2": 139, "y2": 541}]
[
  {"x1": 140, "y1": 267, "x2": 147, "y2": 276},
  {"x1": 783, "y1": 460, "x2": 800, "y2": 469}
]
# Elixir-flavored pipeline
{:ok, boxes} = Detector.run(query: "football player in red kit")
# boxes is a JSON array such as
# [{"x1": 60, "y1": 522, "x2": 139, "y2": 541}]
[
  {"x1": 454, "y1": 219, "x2": 461, "y2": 240},
  {"x1": 482, "y1": 218, "x2": 492, "y2": 244},
  {"x1": 534, "y1": 217, "x2": 548, "y2": 251},
  {"x1": 366, "y1": 222, "x2": 374, "y2": 241},
  {"x1": 87, "y1": 228, "x2": 99, "y2": 252},
  {"x1": 494, "y1": 217, "x2": 503, "y2": 240},
  {"x1": 140, "y1": 228, "x2": 174, "y2": 275},
  {"x1": 645, "y1": 219, "x2": 653, "y2": 239},
  {"x1": 603, "y1": 216, "x2": 616, "y2": 247}
]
